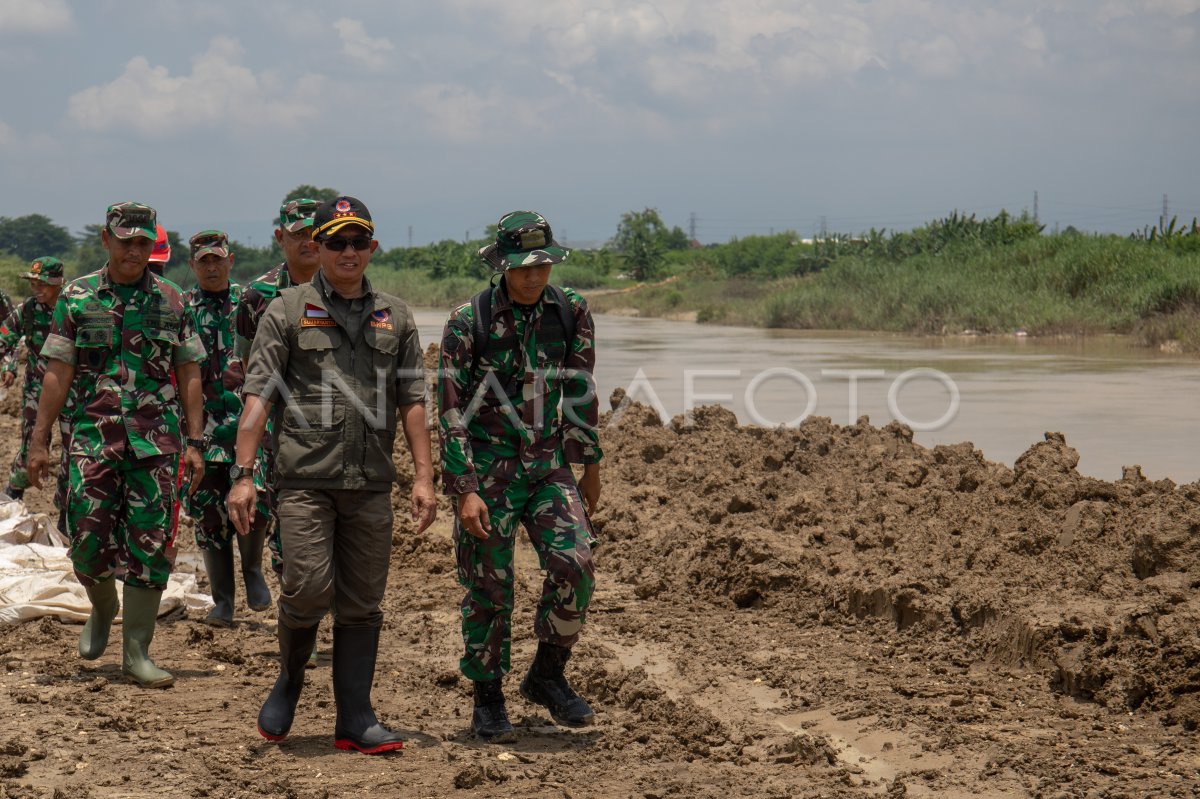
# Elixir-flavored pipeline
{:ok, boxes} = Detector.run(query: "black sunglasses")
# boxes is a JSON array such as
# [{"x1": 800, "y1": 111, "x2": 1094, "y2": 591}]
[{"x1": 320, "y1": 235, "x2": 372, "y2": 252}]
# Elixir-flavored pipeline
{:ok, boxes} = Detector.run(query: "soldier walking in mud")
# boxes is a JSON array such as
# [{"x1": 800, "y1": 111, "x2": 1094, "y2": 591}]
[
  {"x1": 182, "y1": 230, "x2": 273, "y2": 627},
  {"x1": 438, "y1": 210, "x2": 602, "y2": 742},
  {"x1": 227, "y1": 196, "x2": 436, "y2": 754},
  {"x1": 0, "y1": 257, "x2": 69, "y2": 505},
  {"x1": 233, "y1": 197, "x2": 323, "y2": 582},
  {"x1": 27, "y1": 201, "x2": 207, "y2": 688}
]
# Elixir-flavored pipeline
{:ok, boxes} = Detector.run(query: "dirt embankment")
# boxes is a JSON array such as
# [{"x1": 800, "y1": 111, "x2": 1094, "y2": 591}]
[{"x1": 0, "y1": 379, "x2": 1196, "y2": 798}]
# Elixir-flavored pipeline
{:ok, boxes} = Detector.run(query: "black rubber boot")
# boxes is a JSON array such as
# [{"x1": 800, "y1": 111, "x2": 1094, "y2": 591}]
[
  {"x1": 236, "y1": 527, "x2": 272, "y2": 611},
  {"x1": 519, "y1": 642, "x2": 596, "y2": 727},
  {"x1": 332, "y1": 626, "x2": 404, "y2": 754},
  {"x1": 472, "y1": 678, "x2": 516, "y2": 743},
  {"x1": 257, "y1": 622, "x2": 320, "y2": 741},
  {"x1": 201, "y1": 547, "x2": 235, "y2": 627}
]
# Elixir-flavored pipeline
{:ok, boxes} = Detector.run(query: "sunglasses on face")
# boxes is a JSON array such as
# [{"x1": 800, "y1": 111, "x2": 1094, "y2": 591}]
[{"x1": 320, "y1": 235, "x2": 372, "y2": 252}]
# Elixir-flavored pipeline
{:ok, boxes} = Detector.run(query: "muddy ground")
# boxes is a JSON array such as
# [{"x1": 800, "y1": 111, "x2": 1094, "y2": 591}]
[{"x1": 0, "y1": 376, "x2": 1198, "y2": 798}]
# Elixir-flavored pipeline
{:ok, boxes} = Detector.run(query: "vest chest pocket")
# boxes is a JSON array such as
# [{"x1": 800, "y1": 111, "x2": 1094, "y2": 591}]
[
  {"x1": 364, "y1": 325, "x2": 400, "y2": 371},
  {"x1": 298, "y1": 327, "x2": 342, "y2": 372}
]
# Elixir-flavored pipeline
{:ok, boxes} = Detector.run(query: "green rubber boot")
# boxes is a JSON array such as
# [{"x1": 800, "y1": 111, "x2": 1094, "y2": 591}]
[
  {"x1": 202, "y1": 547, "x2": 236, "y2": 628},
  {"x1": 78, "y1": 578, "x2": 120, "y2": 660},
  {"x1": 121, "y1": 584, "x2": 174, "y2": 688},
  {"x1": 236, "y1": 527, "x2": 272, "y2": 612}
]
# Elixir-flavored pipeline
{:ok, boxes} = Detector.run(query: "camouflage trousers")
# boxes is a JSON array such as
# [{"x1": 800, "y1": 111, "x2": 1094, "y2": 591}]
[
  {"x1": 454, "y1": 453, "x2": 596, "y2": 682},
  {"x1": 66, "y1": 453, "x2": 179, "y2": 590},
  {"x1": 7, "y1": 379, "x2": 69, "y2": 507},
  {"x1": 183, "y1": 464, "x2": 271, "y2": 551}
]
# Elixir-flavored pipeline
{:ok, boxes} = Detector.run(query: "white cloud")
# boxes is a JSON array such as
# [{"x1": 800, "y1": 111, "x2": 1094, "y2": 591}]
[
  {"x1": 66, "y1": 37, "x2": 323, "y2": 138},
  {"x1": 335, "y1": 18, "x2": 394, "y2": 71},
  {"x1": 0, "y1": 0, "x2": 71, "y2": 34},
  {"x1": 409, "y1": 84, "x2": 508, "y2": 142}
]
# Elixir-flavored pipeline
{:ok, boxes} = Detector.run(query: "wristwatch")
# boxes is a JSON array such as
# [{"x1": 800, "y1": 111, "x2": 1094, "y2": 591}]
[
  {"x1": 229, "y1": 461, "x2": 256, "y2": 481},
  {"x1": 185, "y1": 436, "x2": 208, "y2": 450}
]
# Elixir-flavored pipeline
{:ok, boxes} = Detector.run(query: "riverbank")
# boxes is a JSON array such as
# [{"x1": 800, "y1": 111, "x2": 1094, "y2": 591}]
[{"x1": 585, "y1": 231, "x2": 1200, "y2": 353}]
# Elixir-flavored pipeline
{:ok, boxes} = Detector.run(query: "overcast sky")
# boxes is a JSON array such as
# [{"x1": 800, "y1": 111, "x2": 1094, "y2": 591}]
[{"x1": 1, "y1": 0, "x2": 1197, "y2": 248}]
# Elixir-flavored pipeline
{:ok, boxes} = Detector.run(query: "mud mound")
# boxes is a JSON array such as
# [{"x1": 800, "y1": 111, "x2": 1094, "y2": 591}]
[{"x1": 596, "y1": 397, "x2": 1200, "y2": 725}]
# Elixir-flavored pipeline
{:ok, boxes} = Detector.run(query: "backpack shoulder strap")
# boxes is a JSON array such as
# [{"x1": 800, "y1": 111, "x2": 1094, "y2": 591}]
[
  {"x1": 468, "y1": 285, "x2": 493, "y2": 384},
  {"x1": 547, "y1": 285, "x2": 576, "y2": 359}
]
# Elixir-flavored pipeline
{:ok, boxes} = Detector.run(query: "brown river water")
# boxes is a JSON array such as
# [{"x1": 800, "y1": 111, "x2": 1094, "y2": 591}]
[{"x1": 414, "y1": 310, "x2": 1199, "y2": 483}]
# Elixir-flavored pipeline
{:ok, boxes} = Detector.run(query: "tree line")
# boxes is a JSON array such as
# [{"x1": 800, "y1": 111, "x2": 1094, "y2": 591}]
[{"x1": 4, "y1": 194, "x2": 1196, "y2": 300}]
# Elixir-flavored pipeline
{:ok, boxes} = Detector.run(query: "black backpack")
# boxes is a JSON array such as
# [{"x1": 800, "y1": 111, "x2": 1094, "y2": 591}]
[{"x1": 468, "y1": 284, "x2": 576, "y2": 397}]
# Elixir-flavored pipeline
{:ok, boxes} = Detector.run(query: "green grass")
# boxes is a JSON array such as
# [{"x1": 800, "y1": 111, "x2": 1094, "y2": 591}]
[{"x1": 588, "y1": 233, "x2": 1200, "y2": 350}]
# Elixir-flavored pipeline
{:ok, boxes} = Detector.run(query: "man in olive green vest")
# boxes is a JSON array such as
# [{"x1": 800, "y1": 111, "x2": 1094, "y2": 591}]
[{"x1": 227, "y1": 196, "x2": 436, "y2": 754}]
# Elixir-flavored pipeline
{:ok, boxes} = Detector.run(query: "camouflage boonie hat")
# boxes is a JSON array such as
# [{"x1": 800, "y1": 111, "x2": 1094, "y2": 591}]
[
  {"x1": 279, "y1": 198, "x2": 320, "y2": 233},
  {"x1": 105, "y1": 201, "x2": 158, "y2": 240},
  {"x1": 479, "y1": 210, "x2": 570, "y2": 271},
  {"x1": 22, "y1": 256, "x2": 65, "y2": 285},
  {"x1": 189, "y1": 229, "x2": 231, "y2": 260}
]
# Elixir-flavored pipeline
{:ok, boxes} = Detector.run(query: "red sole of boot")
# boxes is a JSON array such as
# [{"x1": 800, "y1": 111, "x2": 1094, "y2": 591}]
[
  {"x1": 334, "y1": 739, "x2": 404, "y2": 755},
  {"x1": 258, "y1": 726, "x2": 287, "y2": 742}
]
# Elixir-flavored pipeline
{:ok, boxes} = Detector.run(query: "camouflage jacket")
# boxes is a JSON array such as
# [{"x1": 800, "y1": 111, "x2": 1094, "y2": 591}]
[
  {"x1": 184, "y1": 283, "x2": 244, "y2": 463},
  {"x1": 0, "y1": 296, "x2": 53, "y2": 382},
  {"x1": 234, "y1": 263, "x2": 293, "y2": 362},
  {"x1": 41, "y1": 265, "x2": 206, "y2": 460},
  {"x1": 437, "y1": 282, "x2": 602, "y2": 496}
]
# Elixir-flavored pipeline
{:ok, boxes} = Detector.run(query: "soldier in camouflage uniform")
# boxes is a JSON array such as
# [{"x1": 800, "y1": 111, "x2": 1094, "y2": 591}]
[
  {"x1": 28, "y1": 201, "x2": 207, "y2": 689},
  {"x1": 233, "y1": 198, "x2": 322, "y2": 577},
  {"x1": 0, "y1": 257, "x2": 69, "y2": 503},
  {"x1": 438, "y1": 211, "x2": 602, "y2": 742},
  {"x1": 182, "y1": 230, "x2": 273, "y2": 627}
]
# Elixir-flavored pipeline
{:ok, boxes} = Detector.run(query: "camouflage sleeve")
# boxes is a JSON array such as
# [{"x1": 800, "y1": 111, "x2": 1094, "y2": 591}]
[
  {"x1": 40, "y1": 294, "x2": 77, "y2": 365},
  {"x1": 395, "y1": 306, "x2": 426, "y2": 406},
  {"x1": 0, "y1": 303, "x2": 25, "y2": 373},
  {"x1": 437, "y1": 305, "x2": 479, "y2": 495},
  {"x1": 234, "y1": 288, "x2": 266, "y2": 362},
  {"x1": 242, "y1": 297, "x2": 291, "y2": 403},
  {"x1": 173, "y1": 302, "x2": 207, "y2": 365},
  {"x1": 561, "y1": 289, "x2": 602, "y2": 464}
]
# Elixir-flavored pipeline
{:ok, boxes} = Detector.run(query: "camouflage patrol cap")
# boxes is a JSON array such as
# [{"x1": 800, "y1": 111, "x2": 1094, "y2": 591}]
[
  {"x1": 312, "y1": 196, "x2": 374, "y2": 240},
  {"x1": 189, "y1": 229, "x2": 231, "y2": 260},
  {"x1": 279, "y1": 198, "x2": 320, "y2": 233},
  {"x1": 479, "y1": 211, "x2": 570, "y2": 271},
  {"x1": 22, "y1": 256, "x2": 65, "y2": 285},
  {"x1": 105, "y1": 201, "x2": 158, "y2": 240}
]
